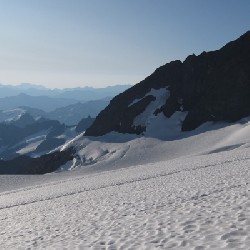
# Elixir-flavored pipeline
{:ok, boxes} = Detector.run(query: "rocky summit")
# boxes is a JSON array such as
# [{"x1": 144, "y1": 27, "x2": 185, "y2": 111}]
[{"x1": 85, "y1": 31, "x2": 250, "y2": 136}]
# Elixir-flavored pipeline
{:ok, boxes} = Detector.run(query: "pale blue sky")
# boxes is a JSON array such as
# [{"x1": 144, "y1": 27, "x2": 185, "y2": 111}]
[{"x1": 0, "y1": 0, "x2": 249, "y2": 88}]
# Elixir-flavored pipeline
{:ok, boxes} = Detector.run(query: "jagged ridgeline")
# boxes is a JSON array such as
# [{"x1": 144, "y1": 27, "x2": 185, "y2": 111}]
[{"x1": 85, "y1": 31, "x2": 250, "y2": 136}]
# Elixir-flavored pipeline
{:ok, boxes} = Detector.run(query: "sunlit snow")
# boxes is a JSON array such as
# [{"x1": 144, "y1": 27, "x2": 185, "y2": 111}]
[{"x1": 0, "y1": 115, "x2": 250, "y2": 249}]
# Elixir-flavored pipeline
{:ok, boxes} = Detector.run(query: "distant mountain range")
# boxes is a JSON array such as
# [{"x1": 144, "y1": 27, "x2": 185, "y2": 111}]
[
  {"x1": 0, "y1": 93, "x2": 77, "y2": 112},
  {"x1": 46, "y1": 98, "x2": 110, "y2": 125},
  {"x1": 0, "y1": 84, "x2": 130, "y2": 125},
  {"x1": 0, "y1": 115, "x2": 73, "y2": 160},
  {"x1": 0, "y1": 84, "x2": 131, "y2": 101},
  {"x1": 0, "y1": 112, "x2": 95, "y2": 161},
  {"x1": 0, "y1": 84, "x2": 130, "y2": 161},
  {"x1": 0, "y1": 97, "x2": 110, "y2": 125}
]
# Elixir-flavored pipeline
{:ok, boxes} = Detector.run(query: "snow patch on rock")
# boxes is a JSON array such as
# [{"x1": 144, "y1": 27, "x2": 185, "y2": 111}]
[{"x1": 133, "y1": 88, "x2": 170, "y2": 127}]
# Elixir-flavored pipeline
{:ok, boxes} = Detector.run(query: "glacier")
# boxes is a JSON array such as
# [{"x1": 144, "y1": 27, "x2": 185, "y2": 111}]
[{"x1": 0, "y1": 115, "x2": 250, "y2": 249}]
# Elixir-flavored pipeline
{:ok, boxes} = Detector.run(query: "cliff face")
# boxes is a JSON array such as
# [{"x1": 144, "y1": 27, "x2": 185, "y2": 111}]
[{"x1": 85, "y1": 31, "x2": 250, "y2": 136}]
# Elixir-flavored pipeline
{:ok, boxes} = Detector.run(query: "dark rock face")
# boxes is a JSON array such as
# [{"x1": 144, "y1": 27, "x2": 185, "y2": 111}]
[
  {"x1": 0, "y1": 147, "x2": 75, "y2": 174},
  {"x1": 85, "y1": 31, "x2": 250, "y2": 136},
  {"x1": 86, "y1": 94, "x2": 156, "y2": 135}
]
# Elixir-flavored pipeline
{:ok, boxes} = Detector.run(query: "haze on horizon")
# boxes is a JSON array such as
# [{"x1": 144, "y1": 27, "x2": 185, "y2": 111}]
[{"x1": 0, "y1": 0, "x2": 249, "y2": 89}]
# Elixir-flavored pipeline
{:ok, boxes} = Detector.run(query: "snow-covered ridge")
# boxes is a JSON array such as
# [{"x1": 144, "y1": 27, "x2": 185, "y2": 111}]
[{"x1": 59, "y1": 115, "x2": 250, "y2": 174}]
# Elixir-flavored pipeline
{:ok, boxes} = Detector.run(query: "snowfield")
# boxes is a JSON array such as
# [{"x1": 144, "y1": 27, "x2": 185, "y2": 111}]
[{"x1": 1, "y1": 117, "x2": 250, "y2": 249}]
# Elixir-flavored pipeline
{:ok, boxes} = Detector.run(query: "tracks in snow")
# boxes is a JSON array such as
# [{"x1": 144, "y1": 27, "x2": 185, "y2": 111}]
[{"x1": 0, "y1": 154, "x2": 249, "y2": 211}]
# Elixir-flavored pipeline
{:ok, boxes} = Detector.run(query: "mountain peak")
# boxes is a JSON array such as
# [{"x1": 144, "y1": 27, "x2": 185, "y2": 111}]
[
  {"x1": 240, "y1": 30, "x2": 250, "y2": 38},
  {"x1": 85, "y1": 31, "x2": 250, "y2": 136}
]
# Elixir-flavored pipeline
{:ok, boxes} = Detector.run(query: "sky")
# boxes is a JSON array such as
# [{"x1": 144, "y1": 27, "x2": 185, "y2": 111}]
[{"x1": 0, "y1": 0, "x2": 249, "y2": 89}]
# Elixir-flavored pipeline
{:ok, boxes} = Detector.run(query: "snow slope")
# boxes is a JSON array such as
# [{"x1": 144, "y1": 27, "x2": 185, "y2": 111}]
[{"x1": 0, "y1": 118, "x2": 250, "y2": 249}]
